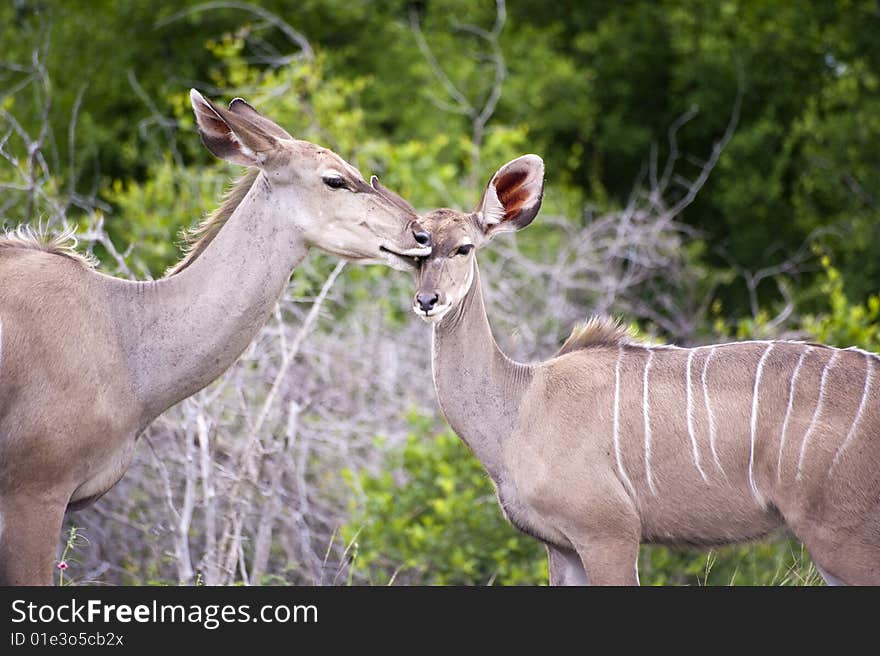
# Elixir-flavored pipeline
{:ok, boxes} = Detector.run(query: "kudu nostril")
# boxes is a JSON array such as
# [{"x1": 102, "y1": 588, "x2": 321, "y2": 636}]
[
  {"x1": 416, "y1": 292, "x2": 439, "y2": 313},
  {"x1": 412, "y1": 222, "x2": 432, "y2": 247}
]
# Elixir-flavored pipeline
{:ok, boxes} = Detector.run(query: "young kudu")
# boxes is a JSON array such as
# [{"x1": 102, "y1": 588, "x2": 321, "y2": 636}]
[
  {"x1": 410, "y1": 154, "x2": 880, "y2": 585},
  {"x1": 0, "y1": 90, "x2": 431, "y2": 585}
]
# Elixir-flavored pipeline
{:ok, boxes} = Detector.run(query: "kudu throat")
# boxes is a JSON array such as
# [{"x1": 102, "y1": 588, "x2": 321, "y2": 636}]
[{"x1": 431, "y1": 263, "x2": 532, "y2": 478}]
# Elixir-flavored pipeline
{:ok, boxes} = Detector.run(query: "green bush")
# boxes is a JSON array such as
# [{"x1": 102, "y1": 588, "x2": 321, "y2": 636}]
[
  {"x1": 801, "y1": 255, "x2": 880, "y2": 352},
  {"x1": 640, "y1": 539, "x2": 821, "y2": 586},
  {"x1": 343, "y1": 413, "x2": 547, "y2": 585}
]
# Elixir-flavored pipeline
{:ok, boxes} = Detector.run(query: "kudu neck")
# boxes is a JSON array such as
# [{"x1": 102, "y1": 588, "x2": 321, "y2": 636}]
[
  {"x1": 431, "y1": 262, "x2": 532, "y2": 480},
  {"x1": 120, "y1": 171, "x2": 308, "y2": 422}
]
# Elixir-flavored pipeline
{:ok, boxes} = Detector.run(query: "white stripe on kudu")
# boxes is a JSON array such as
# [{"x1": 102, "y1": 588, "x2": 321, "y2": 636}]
[
  {"x1": 830, "y1": 352, "x2": 874, "y2": 472},
  {"x1": 0, "y1": 317, "x2": 3, "y2": 371},
  {"x1": 796, "y1": 350, "x2": 839, "y2": 481},
  {"x1": 748, "y1": 344, "x2": 775, "y2": 502},
  {"x1": 685, "y1": 349, "x2": 708, "y2": 483},
  {"x1": 700, "y1": 347, "x2": 725, "y2": 475},
  {"x1": 613, "y1": 347, "x2": 636, "y2": 498},
  {"x1": 777, "y1": 347, "x2": 811, "y2": 482},
  {"x1": 643, "y1": 349, "x2": 657, "y2": 495}
]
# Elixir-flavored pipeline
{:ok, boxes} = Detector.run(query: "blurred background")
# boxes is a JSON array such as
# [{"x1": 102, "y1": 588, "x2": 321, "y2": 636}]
[{"x1": 1, "y1": 0, "x2": 878, "y2": 585}]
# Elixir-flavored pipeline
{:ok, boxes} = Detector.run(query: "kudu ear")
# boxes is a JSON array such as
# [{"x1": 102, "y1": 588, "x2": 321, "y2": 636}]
[
  {"x1": 475, "y1": 154, "x2": 544, "y2": 238},
  {"x1": 227, "y1": 97, "x2": 294, "y2": 141},
  {"x1": 190, "y1": 89, "x2": 278, "y2": 167}
]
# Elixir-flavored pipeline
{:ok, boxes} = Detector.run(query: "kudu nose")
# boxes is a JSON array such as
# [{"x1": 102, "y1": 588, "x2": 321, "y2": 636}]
[
  {"x1": 412, "y1": 222, "x2": 432, "y2": 247},
  {"x1": 416, "y1": 292, "x2": 439, "y2": 313}
]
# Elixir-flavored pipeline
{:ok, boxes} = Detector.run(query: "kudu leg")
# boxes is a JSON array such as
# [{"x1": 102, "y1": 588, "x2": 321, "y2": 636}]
[
  {"x1": 554, "y1": 488, "x2": 641, "y2": 585},
  {"x1": 813, "y1": 563, "x2": 846, "y2": 587},
  {"x1": 546, "y1": 543, "x2": 589, "y2": 586},
  {"x1": 0, "y1": 495, "x2": 66, "y2": 585},
  {"x1": 571, "y1": 536, "x2": 641, "y2": 586},
  {"x1": 791, "y1": 518, "x2": 880, "y2": 585},
  {"x1": 803, "y1": 542, "x2": 880, "y2": 586}
]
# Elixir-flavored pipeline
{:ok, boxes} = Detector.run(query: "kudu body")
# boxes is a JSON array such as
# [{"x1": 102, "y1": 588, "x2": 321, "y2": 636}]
[
  {"x1": 411, "y1": 155, "x2": 880, "y2": 585},
  {"x1": 0, "y1": 91, "x2": 430, "y2": 585}
]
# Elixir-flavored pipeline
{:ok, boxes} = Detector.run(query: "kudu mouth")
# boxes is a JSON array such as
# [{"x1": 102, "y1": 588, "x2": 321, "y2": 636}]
[
  {"x1": 368, "y1": 177, "x2": 431, "y2": 269},
  {"x1": 413, "y1": 303, "x2": 452, "y2": 322},
  {"x1": 379, "y1": 244, "x2": 430, "y2": 270},
  {"x1": 378, "y1": 219, "x2": 432, "y2": 270},
  {"x1": 412, "y1": 290, "x2": 452, "y2": 322}
]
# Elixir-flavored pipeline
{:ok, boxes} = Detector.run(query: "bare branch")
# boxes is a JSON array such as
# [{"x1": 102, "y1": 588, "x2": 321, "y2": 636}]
[
  {"x1": 409, "y1": 8, "x2": 474, "y2": 115},
  {"x1": 156, "y1": 1, "x2": 314, "y2": 61},
  {"x1": 667, "y1": 77, "x2": 742, "y2": 218},
  {"x1": 127, "y1": 69, "x2": 184, "y2": 168}
]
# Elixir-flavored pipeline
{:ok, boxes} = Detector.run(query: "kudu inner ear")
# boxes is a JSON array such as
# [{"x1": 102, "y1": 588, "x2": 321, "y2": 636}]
[
  {"x1": 476, "y1": 154, "x2": 545, "y2": 237},
  {"x1": 190, "y1": 89, "x2": 278, "y2": 167}
]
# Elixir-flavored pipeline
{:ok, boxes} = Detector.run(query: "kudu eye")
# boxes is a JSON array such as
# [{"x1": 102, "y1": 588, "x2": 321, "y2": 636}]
[
  {"x1": 455, "y1": 244, "x2": 475, "y2": 256},
  {"x1": 322, "y1": 174, "x2": 347, "y2": 190}
]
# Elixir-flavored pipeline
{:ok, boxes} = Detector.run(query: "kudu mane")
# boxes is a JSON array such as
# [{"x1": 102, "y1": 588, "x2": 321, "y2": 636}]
[
  {"x1": 557, "y1": 315, "x2": 635, "y2": 355},
  {"x1": 167, "y1": 167, "x2": 261, "y2": 275},
  {"x1": 0, "y1": 224, "x2": 97, "y2": 268}
]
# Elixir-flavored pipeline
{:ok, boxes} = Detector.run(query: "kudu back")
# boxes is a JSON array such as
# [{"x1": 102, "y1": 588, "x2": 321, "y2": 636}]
[{"x1": 409, "y1": 154, "x2": 880, "y2": 585}]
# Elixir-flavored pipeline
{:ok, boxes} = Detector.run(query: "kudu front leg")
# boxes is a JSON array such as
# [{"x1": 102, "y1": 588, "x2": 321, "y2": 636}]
[
  {"x1": 555, "y1": 487, "x2": 641, "y2": 585},
  {"x1": 561, "y1": 512, "x2": 641, "y2": 586},
  {"x1": 0, "y1": 494, "x2": 66, "y2": 585},
  {"x1": 546, "y1": 543, "x2": 590, "y2": 585},
  {"x1": 572, "y1": 536, "x2": 641, "y2": 586}
]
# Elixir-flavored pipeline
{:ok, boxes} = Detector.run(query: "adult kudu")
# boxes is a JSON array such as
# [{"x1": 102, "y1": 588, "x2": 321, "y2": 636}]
[
  {"x1": 0, "y1": 90, "x2": 431, "y2": 585},
  {"x1": 409, "y1": 154, "x2": 879, "y2": 585}
]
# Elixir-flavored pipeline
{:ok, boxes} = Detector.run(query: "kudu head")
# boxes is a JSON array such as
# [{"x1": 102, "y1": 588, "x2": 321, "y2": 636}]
[
  {"x1": 411, "y1": 154, "x2": 545, "y2": 322},
  {"x1": 190, "y1": 89, "x2": 431, "y2": 269}
]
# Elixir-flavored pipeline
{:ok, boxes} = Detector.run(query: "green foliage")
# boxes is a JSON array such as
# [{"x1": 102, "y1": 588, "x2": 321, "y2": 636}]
[
  {"x1": 640, "y1": 539, "x2": 822, "y2": 586},
  {"x1": 802, "y1": 255, "x2": 880, "y2": 352},
  {"x1": 99, "y1": 158, "x2": 224, "y2": 276},
  {"x1": 55, "y1": 526, "x2": 88, "y2": 586},
  {"x1": 0, "y1": 1, "x2": 228, "y2": 181},
  {"x1": 342, "y1": 413, "x2": 547, "y2": 585}
]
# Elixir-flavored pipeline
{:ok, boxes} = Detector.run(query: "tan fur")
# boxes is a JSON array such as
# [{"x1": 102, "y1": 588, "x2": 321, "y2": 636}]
[
  {"x1": 0, "y1": 224, "x2": 97, "y2": 268},
  {"x1": 0, "y1": 91, "x2": 428, "y2": 585},
  {"x1": 557, "y1": 315, "x2": 632, "y2": 355},
  {"x1": 413, "y1": 158, "x2": 880, "y2": 585}
]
